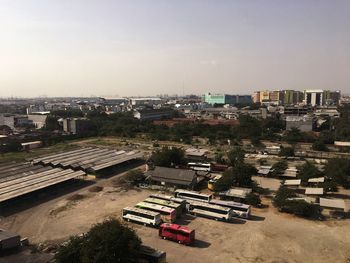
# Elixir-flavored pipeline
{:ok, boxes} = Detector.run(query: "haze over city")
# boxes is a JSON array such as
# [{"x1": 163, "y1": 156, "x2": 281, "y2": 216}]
[{"x1": 1, "y1": 0, "x2": 350, "y2": 97}]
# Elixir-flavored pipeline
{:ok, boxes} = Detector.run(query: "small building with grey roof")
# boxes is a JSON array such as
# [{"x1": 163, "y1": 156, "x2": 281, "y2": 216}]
[{"x1": 146, "y1": 166, "x2": 197, "y2": 189}]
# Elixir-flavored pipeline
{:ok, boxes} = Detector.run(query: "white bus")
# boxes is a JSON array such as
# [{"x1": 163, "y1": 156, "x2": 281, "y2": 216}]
[
  {"x1": 209, "y1": 199, "x2": 251, "y2": 219},
  {"x1": 122, "y1": 207, "x2": 162, "y2": 227},
  {"x1": 136, "y1": 202, "x2": 177, "y2": 223},
  {"x1": 174, "y1": 189, "x2": 212, "y2": 203},
  {"x1": 187, "y1": 201, "x2": 234, "y2": 222},
  {"x1": 188, "y1": 162, "x2": 211, "y2": 172}
]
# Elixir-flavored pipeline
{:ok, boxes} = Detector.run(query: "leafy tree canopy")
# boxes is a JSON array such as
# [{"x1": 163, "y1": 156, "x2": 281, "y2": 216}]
[{"x1": 55, "y1": 219, "x2": 141, "y2": 263}]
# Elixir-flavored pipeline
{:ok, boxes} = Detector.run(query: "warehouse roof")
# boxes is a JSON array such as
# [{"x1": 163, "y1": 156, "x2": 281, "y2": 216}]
[
  {"x1": 185, "y1": 148, "x2": 208, "y2": 157},
  {"x1": 147, "y1": 166, "x2": 196, "y2": 186},
  {"x1": 319, "y1": 198, "x2": 347, "y2": 211},
  {"x1": 219, "y1": 187, "x2": 252, "y2": 199},
  {"x1": 0, "y1": 163, "x2": 86, "y2": 203},
  {"x1": 284, "y1": 179, "x2": 301, "y2": 186},
  {"x1": 308, "y1": 177, "x2": 325, "y2": 183},
  {"x1": 31, "y1": 148, "x2": 143, "y2": 173},
  {"x1": 0, "y1": 229, "x2": 20, "y2": 241},
  {"x1": 305, "y1": 188, "x2": 324, "y2": 195}
]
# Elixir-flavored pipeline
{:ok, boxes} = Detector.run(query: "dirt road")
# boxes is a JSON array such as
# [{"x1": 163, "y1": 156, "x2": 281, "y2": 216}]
[{"x1": 1, "y1": 183, "x2": 350, "y2": 263}]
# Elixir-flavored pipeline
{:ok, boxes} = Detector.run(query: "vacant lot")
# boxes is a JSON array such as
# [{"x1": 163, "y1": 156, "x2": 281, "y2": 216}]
[{"x1": 1, "y1": 180, "x2": 350, "y2": 263}]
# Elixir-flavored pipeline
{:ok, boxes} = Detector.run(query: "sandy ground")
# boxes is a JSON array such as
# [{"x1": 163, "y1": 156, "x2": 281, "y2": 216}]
[{"x1": 1, "y1": 177, "x2": 350, "y2": 263}]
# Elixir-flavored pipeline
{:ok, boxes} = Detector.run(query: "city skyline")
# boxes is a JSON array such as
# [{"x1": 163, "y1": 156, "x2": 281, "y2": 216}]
[{"x1": 1, "y1": 0, "x2": 350, "y2": 97}]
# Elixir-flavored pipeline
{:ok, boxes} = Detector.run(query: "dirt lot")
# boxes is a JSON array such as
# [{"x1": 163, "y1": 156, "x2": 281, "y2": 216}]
[{"x1": 1, "y1": 178, "x2": 350, "y2": 263}]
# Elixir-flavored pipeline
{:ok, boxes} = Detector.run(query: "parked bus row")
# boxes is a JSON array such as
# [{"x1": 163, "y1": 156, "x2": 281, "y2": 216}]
[
  {"x1": 175, "y1": 189, "x2": 251, "y2": 219},
  {"x1": 122, "y1": 190, "x2": 251, "y2": 229}
]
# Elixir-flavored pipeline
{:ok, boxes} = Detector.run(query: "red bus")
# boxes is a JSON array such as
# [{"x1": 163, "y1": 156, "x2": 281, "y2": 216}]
[{"x1": 159, "y1": 223, "x2": 195, "y2": 245}]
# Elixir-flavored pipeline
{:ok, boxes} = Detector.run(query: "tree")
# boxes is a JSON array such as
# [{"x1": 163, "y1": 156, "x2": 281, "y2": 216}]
[
  {"x1": 227, "y1": 147, "x2": 245, "y2": 167},
  {"x1": 298, "y1": 162, "x2": 322, "y2": 183},
  {"x1": 151, "y1": 147, "x2": 185, "y2": 168},
  {"x1": 0, "y1": 139, "x2": 22, "y2": 154},
  {"x1": 213, "y1": 162, "x2": 257, "y2": 192},
  {"x1": 270, "y1": 160, "x2": 288, "y2": 177},
  {"x1": 55, "y1": 219, "x2": 141, "y2": 263},
  {"x1": 312, "y1": 140, "x2": 328, "y2": 151},
  {"x1": 323, "y1": 179, "x2": 338, "y2": 193},
  {"x1": 324, "y1": 158, "x2": 350, "y2": 188},
  {"x1": 215, "y1": 151, "x2": 226, "y2": 164},
  {"x1": 274, "y1": 184, "x2": 321, "y2": 218},
  {"x1": 279, "y1": 147, "x2": 295, "y2": 157},
  {"x1": 284, "y1": 128, "x2": 303, "y2": 145},
  {"x1": 273, "y1": 185, "x2": 296, "y2": 208},
  {"x1": 245, "y1": 192, "x2": 261, "y2": 207},
  {"x1": 44, "y1": 116, "x2": 60, "y2": 131},
  {"x1": 281, "y1": 200, "x2": 321, "y2": 218},
  {"x1": 124, "y1": 169, "x2": 145, "y2": 185},
  {"x1": 231, "y1": 162, "x2": 257, "y2": 187}
]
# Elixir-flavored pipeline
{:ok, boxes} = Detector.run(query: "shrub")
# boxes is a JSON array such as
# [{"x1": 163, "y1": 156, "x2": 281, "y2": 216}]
[
  {"x1": 270, "y1": 160, "x2": 288, "y2": 177},
  {"x1": 245, "y1": 193, "x2": 261, "y2": 207},
  {"x1": 55, "y1": 219, "x2": 141, "y2": 263},
  {"x1": 124, "y1": 169, "x2": 145, "y2": 186}
]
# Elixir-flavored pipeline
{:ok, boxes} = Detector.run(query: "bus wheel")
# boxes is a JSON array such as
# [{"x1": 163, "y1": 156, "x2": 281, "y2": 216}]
[
  {"x1": 127, "y1": 219, "x2": 130, "y2": 222},
  {"x1": 144, "y1": 223, "x2": 147, "y2": 226},
  {"x1": 163, "y1": 237, "x2": 166, "y2": 240},
  {"x1": 215, "y1": 218, "x2": 218, "y2": 221},
  {"x1": 178, "y1": 241, "x2": 182, "y2": 244}
]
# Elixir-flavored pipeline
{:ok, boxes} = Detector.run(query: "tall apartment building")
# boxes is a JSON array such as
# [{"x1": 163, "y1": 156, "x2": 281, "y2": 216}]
[
  {"x1": 63, "y1": 118, "x2": 92, "y2": 135},
  {"x1": 202, "y1": 93, "x2": 252, "y2": 105},
  {"x1": 304, "y1": 90, "x2": 340, "y2": 106}
]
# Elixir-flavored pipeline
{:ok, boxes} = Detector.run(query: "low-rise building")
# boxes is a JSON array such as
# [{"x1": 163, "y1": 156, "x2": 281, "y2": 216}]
[
  {"x1": 134, "y1": 109, "x2": 174, "y2": 121},
  {"x1": 0, "y1": 229, "x2": 21, "y2": 251},
  {"x1": 147, "y1": 166, "x2": 197, "y2": 189},
  {"x1": 63, "y1": 118, "x2": 92, "y2": 135},
  {"x1": 286, "y1": 116, "x2": 313, "y2": 132}
]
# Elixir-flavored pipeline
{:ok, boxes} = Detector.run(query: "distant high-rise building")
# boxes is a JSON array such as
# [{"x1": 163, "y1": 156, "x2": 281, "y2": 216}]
[
  {"x1": 304, "y1": 90, "x2": 324, "y2": 106},
  {"x1": 303, "y1": 90, "x2": 340, "y2": 106},
  {"x1": 283, "y1": 90, "x2": 303, "y2": 105},
  {"x1": 323, "y1": 90, "x2": 341, "y2": 105},
  {"x1": 252, "y1": 91, "x2": 260, "y2": 104},
  {"x1": 202, "y1": 93, "x2": 252, "y2": 105}
]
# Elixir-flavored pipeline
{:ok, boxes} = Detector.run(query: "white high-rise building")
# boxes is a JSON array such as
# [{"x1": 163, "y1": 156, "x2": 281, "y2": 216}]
[{"x1": 304, "y1": 90, "x2": 324, "y2": 106}]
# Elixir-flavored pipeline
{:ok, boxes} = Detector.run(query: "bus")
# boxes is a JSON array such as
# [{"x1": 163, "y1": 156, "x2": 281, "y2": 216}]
[
  {"x1": 144, "y1": 198, "x2": 183, "y2": 218},
  {"x1": 174, "y1": 189, "x2": 212, "y2": 203},
  {"x1": 187, "y1": 201, "x2": 234, "y2": 222},
  {"x1": 207, "y1": 174, "x2": 222, "y2": 191},
  {"x1": 136, "y1": 202, "x2": 176, "y2": 223},
  {"x1": 209, "y1": 199, "x2": 251, "y2": 219},
  {"x1": 149, "y1": 193, "x2": 187, "y2": 206},
  {"x1": 188, "y1": 162, "x2": 211, "y2": 172},
  {"x1": 159, "y1": 223, "x2": 195, "y2": 245},
  {"x1": 122, "y1": 207, "x2": 162, "y2": 227}
]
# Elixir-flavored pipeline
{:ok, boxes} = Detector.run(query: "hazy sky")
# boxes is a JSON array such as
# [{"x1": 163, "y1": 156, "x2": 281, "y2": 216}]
[{"x1": 0, "y1": 0, "x2": 349, "y2": 97}]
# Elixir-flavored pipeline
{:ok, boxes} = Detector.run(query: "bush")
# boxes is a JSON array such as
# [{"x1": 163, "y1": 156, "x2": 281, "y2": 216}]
[
  {"x1": 270, "y1": 160, "x2": 288, "y2": 177},
  {"x1": 281, "y1": 200, "x2": 321, "y2": 218},
  {"x1": 55, "y1": 219, "x2": 141, "y2": 263},
  {"x1": 273, "y1": 186, "x2": 322, "y2": 219},
  {"x1": 273, "y1": 185, "x2": 296, "y2": 208},
  {"x1": 298, "y1": 162, "x2": 322, "y2": 183},
  {"x1": 88, "y1": 186, "x2": 104, "y2": 192},
  {"x1": 151, "y1": 147, "x2": 185, "y2": 167},
  {"x1": 279, "y1": 147, "x2": 295, "y2": 157},
  {"x1": 312, "y1": 140, "x2": 328, "y2": 151},
  {"x1": 324, "y1": 158, "x2": 350, "y2": 188},
  {"x1": 124, "y1": 169, "x2": 145, "y2": 185},
  {"x1": 245, "y1": 193, "x2": 261, "y2": 207}
]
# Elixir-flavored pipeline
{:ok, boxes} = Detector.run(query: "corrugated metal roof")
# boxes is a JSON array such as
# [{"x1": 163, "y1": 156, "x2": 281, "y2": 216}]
[
  {"x1": 284, "y1": 179, "x2": 301, "y2": 186},
  {"x1": 319, "y1": 198, "x2": 347, "y2": 211},
  {"x1": 148, "y1": 166, "x2": 196, "y2": 186},
  {"x1": 305, "y1": 188, "x2": 324, "y2": 195},
  {"x1": 308, "y1": 177, "x2": 325, "y2": 183}
]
